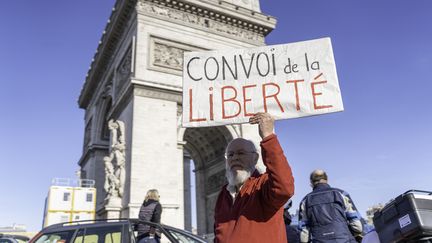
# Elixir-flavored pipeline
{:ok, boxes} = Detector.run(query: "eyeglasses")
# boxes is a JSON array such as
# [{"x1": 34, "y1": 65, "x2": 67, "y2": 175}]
[{"x1": 225, "y1": 151, "x2": 257, "y2": 159}]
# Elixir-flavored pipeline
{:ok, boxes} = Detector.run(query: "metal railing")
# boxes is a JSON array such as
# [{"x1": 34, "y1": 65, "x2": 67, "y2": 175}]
[{"x1": 51, "y1": 178, "x2": 95, "y2": 188}]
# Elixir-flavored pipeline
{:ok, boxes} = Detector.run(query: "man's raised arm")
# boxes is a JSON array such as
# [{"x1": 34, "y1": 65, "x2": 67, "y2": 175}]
[{"x1": 250, "y1": 113, "x2": 295, "y2": 209}]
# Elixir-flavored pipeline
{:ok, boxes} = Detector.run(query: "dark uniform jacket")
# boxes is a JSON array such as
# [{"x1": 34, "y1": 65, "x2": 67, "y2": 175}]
[{"x1": 298, "y1": 183, "x2": 363, "y2": 243}]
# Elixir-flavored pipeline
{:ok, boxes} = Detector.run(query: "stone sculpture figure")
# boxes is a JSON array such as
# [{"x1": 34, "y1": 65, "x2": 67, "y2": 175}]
[
  {"x1": 104, "y1": 119, "x2": 126, "y2": 200},
  {"x1": 104, "y1": 155, "x2": 119, "y2": 198}
]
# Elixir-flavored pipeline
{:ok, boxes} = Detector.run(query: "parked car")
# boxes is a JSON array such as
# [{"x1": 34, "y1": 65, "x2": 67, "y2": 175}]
[
  {"x1": 29, "y1": 219, "x2": 206, "y2": 243},
  {"x1": 0, "y1": 234, "x2": 30, "y2": 243}
]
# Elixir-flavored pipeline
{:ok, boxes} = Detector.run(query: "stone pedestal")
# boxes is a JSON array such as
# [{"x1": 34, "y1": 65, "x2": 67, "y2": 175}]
[{"x1": 98, "y1": 197, "x2": 123, "y2": 219}]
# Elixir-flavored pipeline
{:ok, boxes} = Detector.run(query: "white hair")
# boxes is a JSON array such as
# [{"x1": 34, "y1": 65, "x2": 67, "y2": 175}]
[
  {"x1": 225, "y1": 138, "x2": 257, "y2": 154},
  {"x1": 224, "y1": 138, "x2": 259, "y2": 188}
]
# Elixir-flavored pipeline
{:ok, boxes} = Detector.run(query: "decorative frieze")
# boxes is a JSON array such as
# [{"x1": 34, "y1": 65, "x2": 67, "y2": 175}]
[
  {"x1": 133, "y1": 84, "x2": 182, "y2": 103},
  {"x1": 137, "y1": 0, "x2": 266, "y2": 44}
]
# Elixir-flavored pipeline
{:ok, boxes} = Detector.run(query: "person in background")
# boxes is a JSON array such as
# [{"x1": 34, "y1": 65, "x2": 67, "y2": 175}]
[
  {"x1": 284, "y1": 200, "x2": 300, "y2": 243},
  {"x1": 137, "y1": 189, "x2": 162, "y2": 243},
  {"x1": 213, "y1": 112, "x2": 295, "y2": 243},
  {"x1": 298, "y1": 169, "x2": 363, "y2": 243}
]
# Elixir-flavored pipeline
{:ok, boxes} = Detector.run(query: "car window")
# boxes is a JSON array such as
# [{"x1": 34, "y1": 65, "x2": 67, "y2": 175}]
[
  {"x1": 14, "y1": 239, "x2": 28, "y2": 243},
  {"x1": 104, "y1": 232, "x2": 121, "y2": 243},
  {"x1": 166, "y1": 230, "x2": 203, "y2": 243},
  {"x1": 72, "y1": 225, "x2": 122, "y2": 243},
  {"x1": 72, "y1": 228, "x2": 84, "y2": 243},
  {"x1": 0, "y1": 239, "x2": 17, "y2": 243},
  {"x1": 33, "y1": 230, "x2": 75, "y2": 243},
  {"x1": 73, "y1": 234, "x2": 97, "y2": 243}
]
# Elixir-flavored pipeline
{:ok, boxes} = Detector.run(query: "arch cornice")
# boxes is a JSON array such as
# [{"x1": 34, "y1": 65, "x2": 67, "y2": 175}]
[
  {"x1": 136, "y1": 0, "x2": 275, "y2": 44},
  {"x1": 79, "y1": 0, "x2": 137, "y2": 109}
]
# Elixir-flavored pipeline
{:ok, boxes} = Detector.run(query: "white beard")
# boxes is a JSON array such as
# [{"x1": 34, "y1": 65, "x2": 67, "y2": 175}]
[{"x1": 226, "y1": 168, "x2": 253, "y2": 187}]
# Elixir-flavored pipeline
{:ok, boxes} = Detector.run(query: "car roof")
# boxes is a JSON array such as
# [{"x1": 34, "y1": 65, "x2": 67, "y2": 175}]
[
  {"x1": 37, "y1": 218, "x2": 207, "y2": 242},
  {"x1": 41, "y1": 219, "x2": 130, "y2": 233}
]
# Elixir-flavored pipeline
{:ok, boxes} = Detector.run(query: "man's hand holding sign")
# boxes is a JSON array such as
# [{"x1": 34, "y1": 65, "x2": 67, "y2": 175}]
[
  {"x1": 182, "y1": 37, "x2": 343, "y2": 127},
  {"x1": 249, "y1": 112, "x2": 275, "y2": 139}
]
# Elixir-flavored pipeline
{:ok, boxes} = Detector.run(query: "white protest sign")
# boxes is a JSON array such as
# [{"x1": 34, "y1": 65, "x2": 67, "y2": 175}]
[{"x1": 182, "y1": 37, "x2": 343, "y2": 127}]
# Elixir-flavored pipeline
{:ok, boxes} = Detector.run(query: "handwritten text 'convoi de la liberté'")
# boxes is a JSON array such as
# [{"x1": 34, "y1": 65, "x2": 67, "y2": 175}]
[{"x1": 182, "y1": 38, "x2": 343, "y2": 127}]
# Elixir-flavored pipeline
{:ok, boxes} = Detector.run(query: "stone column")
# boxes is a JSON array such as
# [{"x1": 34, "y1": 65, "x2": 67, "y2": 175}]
[
  {"x1": 129, "y1": 92, "x2": 184, "y2": 229},
  {"x1": 183, "y1": 152, "x2": 192, "y2": 231},
  {"x1": 195, "y1": 168, "x2": 208, "y2": 235}
]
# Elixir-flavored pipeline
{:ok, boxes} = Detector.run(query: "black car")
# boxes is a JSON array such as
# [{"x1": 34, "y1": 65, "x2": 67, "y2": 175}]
[
  {"x1": 29, "y1": 219, "x2": 207, "y2": 243},
  {"x1": 0, "y1": 234, "x2": 30, "y2": 243}
]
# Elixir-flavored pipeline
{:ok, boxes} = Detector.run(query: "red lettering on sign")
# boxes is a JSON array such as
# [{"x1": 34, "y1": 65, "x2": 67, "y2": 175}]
[
  {"x1": 262, "y1": 83, "x2": 284, "y2": 113},
  {"x1": 242, "y1": 84, "x2": 257, "y2": 117},
  {"x1": 189, "y1": 88, "x2": 206, "y2": 122},
  {"x1": 221, "y1": 86, "x2": 241, "y2": 119},
  {"x1": 286, "y1": 79, "x2": 304, "y2": 111},
  {"x1": 311, "y1": 81, "x2": 333, "y2": 110},
  {"x1": 209, "y1": 87, "x2": 214, "y2": 121}
]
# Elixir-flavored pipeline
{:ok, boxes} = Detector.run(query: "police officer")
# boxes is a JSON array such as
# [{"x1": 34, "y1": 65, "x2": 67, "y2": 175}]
[{"x1": 298, "y1": 169, "x2": 363, "y2": 243}]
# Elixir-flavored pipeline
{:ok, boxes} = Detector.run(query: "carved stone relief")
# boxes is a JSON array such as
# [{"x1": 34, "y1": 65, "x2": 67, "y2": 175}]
[
  {"x1": 118, "y1": 48, "x2": 132, "y2": 80},
  {"x1": 153, "y1": 42, "x2": 184, "y2": 71},
  {"x1": 115, "y1": 47, "x2": 132, "y2": 98},
  {"x1": 84, "y1": 119, "x2": 92, "y2": 148},
  {"x1": 104, "y1": 74, "x2": 114, "y2": 99},
  {"x1": 149, "y1": 37, "x2": 203, "y2": 75}
]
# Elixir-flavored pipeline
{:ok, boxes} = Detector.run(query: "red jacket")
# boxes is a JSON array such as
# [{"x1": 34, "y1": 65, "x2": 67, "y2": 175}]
[{"x1": 214, "y1": 134, "x2": 295, "y2": 243}]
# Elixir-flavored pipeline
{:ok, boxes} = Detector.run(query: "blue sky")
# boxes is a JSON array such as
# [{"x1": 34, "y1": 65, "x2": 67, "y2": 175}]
[{"x1": 1, "y1": 0, "x2": 431, "y2": 232}]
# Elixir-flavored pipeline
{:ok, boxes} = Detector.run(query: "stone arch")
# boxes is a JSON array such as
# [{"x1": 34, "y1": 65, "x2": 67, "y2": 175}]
[{"x1": 179, "y1": 125, "x2": 238, "y2": 235}]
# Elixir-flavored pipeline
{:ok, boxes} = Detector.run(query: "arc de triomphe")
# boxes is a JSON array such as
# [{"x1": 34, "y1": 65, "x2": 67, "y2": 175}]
[{"x1": 77, "y1": 0, "x2": 275, "y2": 236}]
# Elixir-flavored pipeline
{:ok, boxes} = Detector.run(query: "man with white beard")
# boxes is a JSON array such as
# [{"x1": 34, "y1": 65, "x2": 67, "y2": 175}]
[{"x1": 214, "y1": 112, "x2": 295, "y2": 243}]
